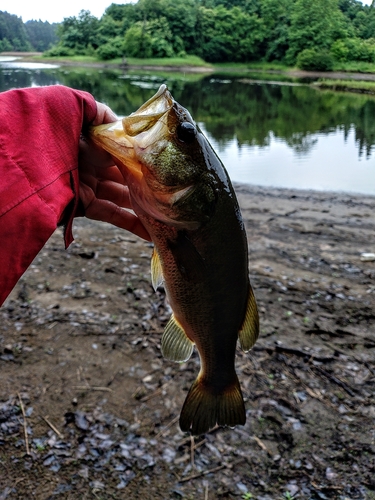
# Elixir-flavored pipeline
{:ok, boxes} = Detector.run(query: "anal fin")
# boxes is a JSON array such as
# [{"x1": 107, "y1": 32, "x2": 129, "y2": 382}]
[
  {"x1": 238, "y1": 285, "x2": 259, "y2": 352},
  {"x1": 161, "y1": 314, "x2": 194, "y2": 362}
]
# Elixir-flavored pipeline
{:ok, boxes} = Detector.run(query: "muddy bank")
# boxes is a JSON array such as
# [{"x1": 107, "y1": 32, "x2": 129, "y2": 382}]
[{"x1": 1, "y1": 184, "x2": 374, "y2": 499}]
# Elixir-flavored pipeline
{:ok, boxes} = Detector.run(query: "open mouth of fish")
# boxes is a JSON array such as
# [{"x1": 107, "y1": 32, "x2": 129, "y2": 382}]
[
  {"x1": 90, "y1": 84, "x2": 199, "y2": 220},
  {"x1": 90, "y1": 84, "x2": 175, "y2": 166}
]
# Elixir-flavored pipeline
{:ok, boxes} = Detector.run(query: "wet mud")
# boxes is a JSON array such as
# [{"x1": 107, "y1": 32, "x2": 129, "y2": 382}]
[{"x1": 1, "y1": 185, "x2": 375, "y2": 499}]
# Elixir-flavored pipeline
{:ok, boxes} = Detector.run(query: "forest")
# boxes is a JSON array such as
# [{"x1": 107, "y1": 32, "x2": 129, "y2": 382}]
[
  {"x1": 1, "y1": 0, "x2": 375, "y2": 69},
  {"x1": 0, "y1": 11, "x2": 57, "y2": 52}
]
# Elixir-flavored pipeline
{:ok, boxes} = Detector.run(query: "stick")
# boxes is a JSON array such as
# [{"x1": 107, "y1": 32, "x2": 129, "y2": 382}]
[
  {"x1": 17, "y1": 392, "x2": 30, "y2": 456},
  {"x1": 41, "y1": 415, "x2": 63, "y2": 438},
  {"x1": 251, "y1": 435, "x2": 272, "y2": 456},
  {"x1": 179, "y1": 463, "x2": 227, "y2": 482},
  {"x1": 179, "y1": 458, "x2": 244, "y2": 483},
  {"x1": 190, "y1": 435, "x2": 195, "y2": 469},
  {"x1": 313, "y1": 366, "x2": 356, "y2": 397},
  {"x1": 154, "y1": 415, "x2": 179, "y2": 439},
  {"x1": 73, "y1": 385, "x2": 113, "y2": 392}
]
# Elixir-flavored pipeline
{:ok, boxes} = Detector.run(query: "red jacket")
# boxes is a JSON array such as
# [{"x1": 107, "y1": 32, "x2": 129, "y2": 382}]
[{"x1": 0, "y1": 85, "x2": 97, "y2": 305}]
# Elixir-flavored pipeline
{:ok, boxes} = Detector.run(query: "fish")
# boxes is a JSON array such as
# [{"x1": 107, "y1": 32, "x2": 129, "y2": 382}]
[{"x1": 89, "y1": 84, "x2": 259, "y2": 435}]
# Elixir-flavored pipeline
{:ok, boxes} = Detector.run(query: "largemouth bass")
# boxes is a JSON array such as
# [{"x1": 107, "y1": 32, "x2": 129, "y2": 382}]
[{"x1": 90, "y1": 85, "x2": 259, "y2": 435}]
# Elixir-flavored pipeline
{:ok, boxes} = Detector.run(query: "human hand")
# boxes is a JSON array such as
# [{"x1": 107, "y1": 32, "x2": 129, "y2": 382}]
[{"x1": 78, "y1": 101, "x2": 151, "y2": 241}]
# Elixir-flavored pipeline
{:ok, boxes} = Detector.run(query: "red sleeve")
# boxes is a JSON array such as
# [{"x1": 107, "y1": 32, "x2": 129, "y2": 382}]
[{"x1": 0, "y1": 85, "x2": 97, "y2": 305}]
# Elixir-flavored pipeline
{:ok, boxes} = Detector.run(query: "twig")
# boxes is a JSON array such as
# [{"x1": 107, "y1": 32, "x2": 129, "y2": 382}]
[
  {"x1": 154, "y1": 415, "x2": 179, "y2": 439},
  {"x1": 140, "y1": 387, "x2": 163, "y2": 402},
  {"x1": 179, "y1": 463, "x2": 227, "y2": 482},
  {"x1": 17, "y1": 392, "x2": 30, "y2": 455},
  {"x1": 73, "y1": 385, "x2": 113, "y2": 392},
  {"x1": 251, "y1": 435, "x2": 272, "y2": 456},
  {"x1": 191, "y1": 435, "x2": 195, "y2": 469},
  {"x1": 324, "y1": 341, "x2": 375, "y2": 376},
  {"x1": 140, "y1": 382, "x2": 169, "y2": 402},
  {"x1": 274, "y1": 344, "x2": 334, "y2": 363},
  {"x1": 313, "y1": 366, "x2": 356, "y2": 397},
  {"x1": 305, "y1": 386, "x2": 324, "y2": 401},
  {"x1": 41, "y1": 415, "x2": 63, "y2": 438},
  {"x1": 179, "y1": 458, "x2": 244, "y2": 483},
  {"x1": 204, "y1": 483, "x2": 209, "y2": 500}
]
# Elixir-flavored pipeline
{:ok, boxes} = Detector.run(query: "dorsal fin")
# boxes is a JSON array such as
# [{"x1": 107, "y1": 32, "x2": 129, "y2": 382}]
[
  {"x1": 161, "y1": 314, "x2": 194, "y2": 362},
  {"x1": 238, "y1": 286, "x2": 259, "y2": 352},
  {"x1": 151, "y1": 247, "x2": 164, "y2": 291}
]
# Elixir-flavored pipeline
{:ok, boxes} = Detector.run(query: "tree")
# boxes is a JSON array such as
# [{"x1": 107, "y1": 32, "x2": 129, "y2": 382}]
[
  {"x1": 286, "y1": 0, "x2": 348, "y2": 64},
  {"x1": 123, "y1": 24, "x2": 153, "y2": 58},
  {"x1": 57, "y1": 10, "x2": 99, "y2": 53},
  {"x1": 195, "y1": 5, "x2": 265, "y2": 62},
  {"x1": 260, "y1": 0, "x2": 295, "y2": 61},
  {"x1": 0, "y1": 11, "x2": 32, "y2": 51},
  {"x1": 24, "y1": 20, "x2": 58, "y2": 51}
]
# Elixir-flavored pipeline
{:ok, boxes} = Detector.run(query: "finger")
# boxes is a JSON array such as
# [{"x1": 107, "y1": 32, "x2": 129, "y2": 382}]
[
  {"x1": 95, "y1": 165, "x2": 126, "y2": 185},
  {"x1": 86, "y1": 198, "x2": 151, "y2": 241},
  {"x1": 93, "y1": 101, "x2": 118, "y2": 125},
  {"x1": 80, "y1": 178, "x2": 133, "y2": 209},
  {"x1": 79, "y1": 138, "x2": 115, "y2": 169},
  {"x1": 79, "y1": 183, "x2": 151, "y2": 241}
]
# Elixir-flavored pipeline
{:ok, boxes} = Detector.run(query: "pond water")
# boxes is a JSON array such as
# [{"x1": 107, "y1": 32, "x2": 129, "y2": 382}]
[{"x1": 1, "y1": 58, "x2": 374, "y2": 195}]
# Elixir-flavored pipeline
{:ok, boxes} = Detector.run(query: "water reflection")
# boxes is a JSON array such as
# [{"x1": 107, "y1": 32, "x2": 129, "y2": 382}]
[{"x1": 0, "y1": 63, "x2": 374, "y2": 194}]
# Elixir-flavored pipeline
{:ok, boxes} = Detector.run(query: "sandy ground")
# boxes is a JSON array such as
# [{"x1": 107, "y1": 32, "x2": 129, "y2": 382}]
[{"x1": 0, "y1": 184, "x2": 375, "y2": 499}]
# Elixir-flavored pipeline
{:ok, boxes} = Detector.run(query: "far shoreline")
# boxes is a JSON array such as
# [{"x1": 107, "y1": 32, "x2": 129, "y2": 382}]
[{"x1": 3, "y1": 52, "x2": 375, "y2": 88}]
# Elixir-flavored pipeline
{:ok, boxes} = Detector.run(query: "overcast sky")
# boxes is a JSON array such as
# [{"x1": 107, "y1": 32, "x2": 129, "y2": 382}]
[
  {"x1": 1, "y1": 0, "x2": 373, "y2": 23},
  {"x1": 1, "y1": 0, "x2": 136, "y2": 23}
]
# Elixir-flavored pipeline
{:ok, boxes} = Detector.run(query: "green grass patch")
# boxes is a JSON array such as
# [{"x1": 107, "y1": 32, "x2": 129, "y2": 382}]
[
  {"x1": 313, "y1": 78, "x2": 375, "y2": 94},
  {"x1": 39, "y1": 53, "x2": 211, "y2": 68},
  {"x1": 213, "y1": 61, "x2": 290, "y2": 72},
  {"x1": 125, "y1": 55, "x2": 211, "y2": 67},
  {"x1": 125, "y1": 68, "x2": 207, "y2": 82},
  {"x1": 40, "y1": 54, "x2": 99, "y2": 63},
  {"x1": 332, "y1": 61, "x2": 375, "y2": 74}
]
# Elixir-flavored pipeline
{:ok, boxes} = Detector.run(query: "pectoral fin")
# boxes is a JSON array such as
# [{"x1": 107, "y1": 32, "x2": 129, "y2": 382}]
[
  {"x1": 238, "y1": 286, "x2": 259, "y2": 352},
  {"x1": 161, "y1": 314, "x2": 194, "y2": 362},
  {"x1": 151, "y1": 247, "x2": 164, "y2": 291}
]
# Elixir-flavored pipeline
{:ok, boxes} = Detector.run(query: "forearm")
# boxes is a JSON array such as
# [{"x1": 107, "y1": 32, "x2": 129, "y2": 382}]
[{"x1": 0, "y1": 85, "x2": 97, "y2": 305}]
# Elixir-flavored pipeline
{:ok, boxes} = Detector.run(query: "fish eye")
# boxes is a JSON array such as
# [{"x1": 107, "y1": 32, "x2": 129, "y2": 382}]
[{"x1": 176, "y1": 122, "x2": 196, "y2": 143}]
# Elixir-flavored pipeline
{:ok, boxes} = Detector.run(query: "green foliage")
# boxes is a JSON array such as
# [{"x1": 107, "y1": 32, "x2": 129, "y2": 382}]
[
  {"x1": 352, "y1": 6, "x2": 375, "y2": 39},
  {"x1": 24, "y1": 21, "x2": 58, "y2": 52},
  {"x1": 286, "y1": 0, "x2": 348, "y2": 64},
  {"x1": 3, "y1": 0, "x2": 375, "y2": 65},
  {"x1": 314, "y1": 78, "x2": 375, "y2": 94},
  {"x1": 95, "y1": 16, "x2": 122, "y2": 46},
  {"x1": 43, "y1": 45, "x2": 74, "y2": 57},
  {"x1": 331, "y1": 37, "x2": 375, "y2": 62},
  {"x1": 296, "y1": 48, "x2": 335, "y2": 71},
  {"x1": 0, "y1": 11, "x2": 32, "y2": 51},
  {"x1": 57, "y1": 10, "x2": 99, "y2": 53},
  {"x1": 96, "y1": 36, "x2": 125, "y2": 60},
  {"x1": 195, "y1": 5, "x2": 265, "y2": 62},
  {"x1": 104, "y1": 3, "x2": 139, "y2": 26},
  {"x1": 260, "y1": 0, "x2": 294, "y2": 61},
  {"x1": 242, "y1": 492, "x2": 254, "y2": 499},
  {"x1": 123, "y1": 25, "x2": 153, "y2": 58}
]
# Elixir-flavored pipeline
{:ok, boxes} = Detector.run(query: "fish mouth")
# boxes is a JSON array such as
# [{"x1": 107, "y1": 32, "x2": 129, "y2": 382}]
[
  {"x1": 90, "y1": 84, "x2": 175, "y2": 174},
  {"x1": 122, "y1": 84, "x2": 174, "y2": 139}
]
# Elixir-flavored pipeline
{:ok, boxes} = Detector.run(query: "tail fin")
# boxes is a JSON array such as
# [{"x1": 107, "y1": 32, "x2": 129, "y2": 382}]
[{"x1": 179, "y1": 376, "x2": 246, "y2": 435}]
